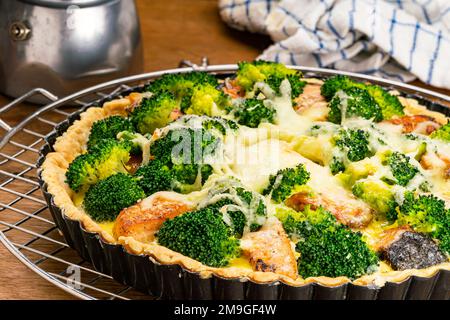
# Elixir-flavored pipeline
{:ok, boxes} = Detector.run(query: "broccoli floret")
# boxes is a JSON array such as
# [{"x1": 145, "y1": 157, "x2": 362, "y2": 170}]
[
  {"x1": 352, "y1": 180, "x2": 398, "y2": 221},
  {"x1": 233, "y1": 98, "x2": 276, "y2": 128},
  {"x1": 203, "y1": 179, "x2": 267, "y2": 237},
  {"x1": 135, "y1": 125, "x2": 219, "y2": 195},
  {"x1": 134, "y1": 159, "x2": 173, "y2": 195},
  {"x1": 329, "y1": 157, "x2": 346, "y2": 175},
  {"x1": 87, "y1": 116, "x2": 134, "y2": 150},
  {"x1": 184, "y1": 84, "x2": 229, "y2": 116},
  {"x1": 321, "y1": 75, "x2": 404, "y2": 120},
  {"x1": 83, "y1": 173, "x2": 145, "y2": 222},
  {"x1": 145, "y1": 72, "x2": 228, "y2": 115},
  {"x1": 147, "y1": 71, "x2": 218, "y2": 101},
  {"x1": 117, "y1": 130, "x2": 151, "y2": 158},
  {"x1": 321, "y1": 75, "x2": 355, "y2": 100},
  {"x1": 334, "y1": 128, "x2": 372, "y2": 162},
  {"x1": 157, "y1": 207, "x2": 241, "y2": 267},
  {"x1": 263, "y1": 164, "x2": 311, "y2": 203},
  {"x1": 336, "y1": 158, "x2": 378, "y2": 188},
  {"x1": 130, "y1": 93, "x2": 179, "y2": 134},
  {"x1": 277, "y1": 206, "x2": 379, "y2": 279},
  {"x1": 265, "y1": 73, "x2": 306, "y2": 98},
  {"x1": 415, "y1": 141, "x2": 428, "y2": 162},
  {"x1": 327, "y1": 87, "x2": 383, "y2": 124},
  {"x1": 365, "y1": 84, "x2": 404, "y2": 120},
  {"x1": 383, "y1": 151, "x2": 418, "y2": 187},
  {"x1": 430, "y1": 122, "x2": 450, "y2": 142},
  {"x1": 171, "y1": 163, "x2": 213, "y2": 194},
  {"x1": 397, "y1": 192, "x2": 449, "y2": 254},
  {"x1": 329, "y1": 129, "x2": 374, "y2": 174},
  {"x1": 202, "y1": 117, "x2": 239, "y2": 135},
  {"x1": 236, "y1": 60, "x2": 306, "y2": 97},
  {"x1": 66, "y1": 139, "x2": 131, "y2": 192},
  {"x1": 152, "y1": 126, "x2": 219, "y2": 164}
]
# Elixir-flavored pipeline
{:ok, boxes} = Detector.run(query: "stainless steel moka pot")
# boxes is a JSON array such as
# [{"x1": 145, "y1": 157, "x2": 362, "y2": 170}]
[{"x1": 0, "y1": 0, "x2": 143, "y2": 103}]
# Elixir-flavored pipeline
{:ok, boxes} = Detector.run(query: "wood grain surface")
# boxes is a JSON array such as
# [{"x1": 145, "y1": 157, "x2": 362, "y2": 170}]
[{"x1": 0, "y1": 0, "x2": 448, "y2": 300}]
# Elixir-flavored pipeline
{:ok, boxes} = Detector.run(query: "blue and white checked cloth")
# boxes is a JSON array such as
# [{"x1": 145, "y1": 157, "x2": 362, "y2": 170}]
[{"x1": 219, "y1": 0, "x2": 450, "y2": 89}]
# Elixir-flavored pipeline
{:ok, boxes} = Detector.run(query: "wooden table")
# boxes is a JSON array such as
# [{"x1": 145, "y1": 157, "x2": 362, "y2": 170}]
[{"x1": 0, "y1": 0, "x2": 448, "y2": 300}]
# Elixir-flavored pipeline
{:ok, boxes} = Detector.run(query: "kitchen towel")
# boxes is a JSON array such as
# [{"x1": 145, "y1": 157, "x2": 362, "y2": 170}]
[{"x1": 219, "y1": 0, "x2": 450, "y2": 89}]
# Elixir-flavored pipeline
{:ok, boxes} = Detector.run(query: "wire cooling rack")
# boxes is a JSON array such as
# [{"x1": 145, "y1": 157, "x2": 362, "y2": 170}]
[{"x1": 0, "y1": 61, "x2": 449, "y2": 300}]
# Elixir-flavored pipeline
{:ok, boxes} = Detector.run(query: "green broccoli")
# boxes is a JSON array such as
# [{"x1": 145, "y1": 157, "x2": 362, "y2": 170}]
[
  {"x1": 334, "y1": 128, "x2": 373, "y2": 162},
  {"x1": 184, "y1": 84, "x2": 229, "y2": 116},
  {"x1": 87, "y1": 116, "x2": 134, "y2": 150},
  {"x1": 66, "y1": 139, "x2": 132, "y2": 192},
  {"x1": 382, "y1": 151, "x2": 418, "y2": 187},
  {"x1": 233, "y1": 98, "x2": 276, "y2": 128},
  {"x1": 365, "y1": 84, "x2": 405, "y2": 120},
  {"x1": 327, "y1": 87, "x2": 383, "y2": 124},
  {"x1": 134, "y1": 125, "x2": 220, "y2": 195},
  {"x1": 329, "y1": 157, "x2": 346, "y2": 175},
  {"x1": 147, "y1": 71, "x2": 218, "y2": 103},
  {"x1": 236, "y1": 60, "x2": 306, "y2": 98},
  {"x1": 415, "y1": 141, "x2": 428, "y2": 162},
  {"x1": 397, "y1": 192, "x2": 449, "y2": 254},
  {"x1": 83, "y1": 173, "x2": 145, "y2": 222},
  {"x1": 321, "y1": 75, "x2": 356, "y2": 100},
  {"x1": 336, "y1": 158, "x2": 378, "y2": 188},
  {"x1": 321, "y1": 75, "x2": 404, "y2": 120},
  {"x1": 117, "y1": 130, "x2": 151, "y2": 157},
  {"x1": 130, "y1": 93, "x2": 179, "y2": 134},
  {"x1": 171, "y1": 163, "x2": 213, "y2": 194},
  {"x1": 430, "y1": 122, "x2": 450, "y2": 142},
  {"x1": 203, "y1": 179, "x2": 267, "y2": 237},
  {"x1": 352, "y1": 180, "x2": 398, "y2": 221},
  {"x1": 265, "y1": 73, "x2": 306, "y2": 98},
  {"x1": 145, "y1": 72, "x2": 228, "y2": 115},
  {"x1": 151, "y1": 125, "x2": 219, "y2": 164},
  {"x1": 277, "y1": 206, "x2": 379, "y2": 279},
  {"x1": 134, "y1": 159, "x2": 173, "y2": 195},
  {"x1": 157, "y1": 207, "x2": 241, "y2": 267},
  {"x1": 329, "y1": 129, "x2": 374, "y2": 174},
  {"x1": 202, "y1": 117, "x2": 239, "y2": 135},
  {"x1": 263, "y1": 164, "x2": 311, "y2": 203}
]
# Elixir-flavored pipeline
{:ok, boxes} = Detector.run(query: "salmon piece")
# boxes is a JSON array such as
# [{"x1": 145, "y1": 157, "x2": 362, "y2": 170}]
[
  {"x1": 222, "y1": 79, "x2": 244, "y2": 98},
  {"x1": 294, "y1": 84, "x2": 329, "y2": 121},
  {"x1": 277, "y1": 154, "x2": 374, "y2": 228},
  {"x1": 240, "y1": 217, "x2": 298, "y2": 279},
  {"x1": 445, "y1": 166, "x2": 450, "y2": 180},
  {"x1": 295, "y1": 84, "x2": 326, "y2": 108},
  {"x1": 420, "y1": 151, "x2": 450, "y2": 179},
  {"x1": 387, "y1": 115, "x2": 440, "y2": 134},
  {"x1": 285, "y1": 190, "x2": 373, "y2": 228},
  {"x1": 113, "y1": 192, "x2": 193, "y2": 243}
]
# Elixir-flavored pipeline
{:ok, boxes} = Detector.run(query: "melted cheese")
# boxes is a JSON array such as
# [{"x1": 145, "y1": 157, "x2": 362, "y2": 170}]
[
  {"x1": 98, "y1": 221, "x2": 115, "y2": 237},
  {"x1": 229, "y1": 138, "x2": 306, "y2": 192},
  {"x1": 229, "y1": 257, "x2": 253, "y2": 270},
  {"x1": 361, "y1": 218, "x2": 391, "y2": 250}
]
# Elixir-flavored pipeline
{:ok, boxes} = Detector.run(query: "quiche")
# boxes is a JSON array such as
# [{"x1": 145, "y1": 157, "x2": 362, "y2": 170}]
[{"x1": 41, "y1": 61, "x2": 450, "y2": 288}]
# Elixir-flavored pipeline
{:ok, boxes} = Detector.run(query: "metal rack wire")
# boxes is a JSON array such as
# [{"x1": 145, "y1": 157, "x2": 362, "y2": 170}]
[
  {"x1": 0, "y1": 62, "x2": 449, "y2": 300},
  {"x1": 0, "y1": 85, "x2": 154, "y2": 300}
]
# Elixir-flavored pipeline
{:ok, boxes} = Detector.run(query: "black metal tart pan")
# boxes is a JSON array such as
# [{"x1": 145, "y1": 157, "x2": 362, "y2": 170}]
[{"x1": 37, "y1": 78, "x2": 450, "y2": 300}]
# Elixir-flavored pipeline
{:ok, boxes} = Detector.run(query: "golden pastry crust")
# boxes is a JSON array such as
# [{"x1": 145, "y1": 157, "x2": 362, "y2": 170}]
[{"x1": 40, "y1": 88, "x2": 450, "y2": 289}]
